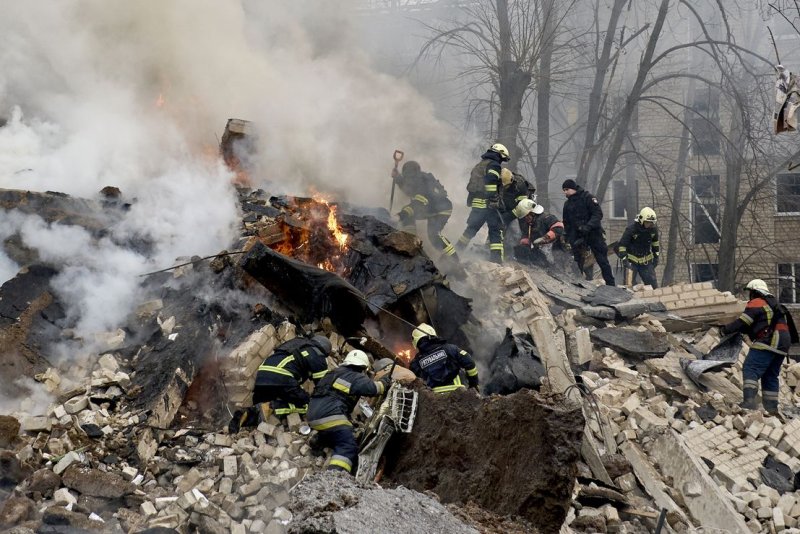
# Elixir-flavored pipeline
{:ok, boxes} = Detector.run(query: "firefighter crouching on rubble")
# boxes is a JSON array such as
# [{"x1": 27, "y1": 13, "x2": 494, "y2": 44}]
[
  {"x1": 391, "y1": 160, "x2": 461, "y2": 267},
  {"x1": 562, "y1": 179, "x2": 615, "y2": 285},
  {"x1": 457, "y1": 143, "x2": 509, "y2": 263},
  {"x1": 720, "y1": 279, "x2": 791, "y2": 415},
  {"x1": 307, "y1": 349, "x2": 392, "y2": 474},
  {"x1": 515, "y1": 203, "x2": 568, "y2": 267},
  {"x1": 409, "y1": 323, "x2": 479, "y2": 394},
  {"x1": 617, "y1": 207, "x2": 660, "y2": 288},
  {"x1": 498, "y1": 168, "x2": 536, "y2": 233},
  {"x1": 228, "y1": 335, "x2": 332, "y2": 434}
]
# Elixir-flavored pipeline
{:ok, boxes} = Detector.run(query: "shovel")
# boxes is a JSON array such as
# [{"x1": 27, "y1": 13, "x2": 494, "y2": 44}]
[{"x1": 389, "y1": 149, "x2": 404, "y2": 211}]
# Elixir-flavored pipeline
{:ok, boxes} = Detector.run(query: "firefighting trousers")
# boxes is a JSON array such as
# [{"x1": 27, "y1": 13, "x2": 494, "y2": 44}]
[
  {"x1": 457, "y1": 207, "x2": 504, "y2": 263},
  {"x1": 400, "y1": 213, "x2": 457, "y2": 257},
  {"x1": 316, "y1": 425, "x2": 359, "y2": 474},
  {"x1": 626, "y1": 262, "x2": 658, "y2": 288},
  {"x1": 572, "y1": 234, "x2": 615, "y2": 286},
  {"x1": 252, "y1": 383, "x2": 310, "y2": 416},
  {"x1": 742, "y1": 348, "x2": 785, "y2": 405}
]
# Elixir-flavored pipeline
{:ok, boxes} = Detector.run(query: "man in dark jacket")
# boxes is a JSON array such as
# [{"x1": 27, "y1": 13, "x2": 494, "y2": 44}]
[
  {"x1": 229, "y1": 335, "x2": 332, "y2": 433},
  {"x1": 721, "y1": 279, "x2": 791, "y2": 414},
  {"x1": 391, "y1": 160, "x2": 460, "y2": 264},
  {"x1": 618, "y1": 207, "x2": 660, "y2": 288},
  {"x1": 409, "y1": 323, "x2": 479, "y2": 394},
  {"x1": 561, "y1": 179, "x2": 615, "y2": 285},
  {"x1": 457, "y1": 143, "x2": 509, "y2": 263},
  {"x1": 307, "y1": 350, "x2": 392, "y2": 474}
]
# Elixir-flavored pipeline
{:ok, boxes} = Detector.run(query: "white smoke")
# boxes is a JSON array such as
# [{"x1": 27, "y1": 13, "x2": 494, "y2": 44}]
[{"x1": 0, "y1": 1, "x2": 476, "y2": 351}]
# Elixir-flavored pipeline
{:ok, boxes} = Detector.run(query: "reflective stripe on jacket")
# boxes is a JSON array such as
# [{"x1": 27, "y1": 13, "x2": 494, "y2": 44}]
[
  {"x1": 722, "y1": 296, "x2": 791, "y2": 355},
  {"x1": 618, "y1": 221, "x2": 659, "y2": 264},
  {"x1": 307, "y1": 365, "x2": 385, "y2": 430},
  {"x1": 410, "y1": 336, "x2": 478, "y2": 393},
  {"x1": 255, "y1": 338, "x2": 329, "y2": 387}
]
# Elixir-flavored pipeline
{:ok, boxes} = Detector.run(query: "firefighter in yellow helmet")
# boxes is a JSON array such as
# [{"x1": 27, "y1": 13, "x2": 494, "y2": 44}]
[
  {"x1": 457, "y1": 143, "x2": 510, "y2": 263},
  {"x1": 307, "y1": 350, "x2": 392, "y2": 474},
  {"x1": 409, "y1": 323, "x2": 479, "y2": 394},
  {"x1": 617, "y1": 207, "x2": 660, "y2": 288}
]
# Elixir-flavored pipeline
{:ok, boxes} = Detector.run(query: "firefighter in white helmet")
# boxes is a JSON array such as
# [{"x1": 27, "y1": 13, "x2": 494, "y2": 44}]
[
  {"x1": 720, "y1": 279, "x2": 793, "y2": 414},
  {"x1": 409, "y1": 323, "x2": 479, "y2": 394},
  {"x1": 306, "y1": 350, "x2": 392, "y2": 474},
  {"x1": 617, "y1": 207, "x2": 660, "y2": 288},
  {"x1": 457, "y1": 143, "x2": 511, "y2": 263}
]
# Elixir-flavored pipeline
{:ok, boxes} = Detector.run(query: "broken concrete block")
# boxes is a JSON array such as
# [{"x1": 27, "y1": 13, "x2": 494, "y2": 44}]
[
  {"x1": 621, "y1": 395, "x2": 640, "y2": 416},
  {"x1": 775, "y1": 507, "x2": 787, "y2": 531},
  {"x1": 98, "y1": 353, "x2": 120, "y2": 372},
  {"x1": 53, "y1": 488, "x2": 76, "y2": 505},
  {"x1": 64, "y1": 396, "x2": 88, "y2": 414},
  {"x1": 21, "y1": 416, "x2": 51, "y2": 433},
  {"x1": 285, "y1": 413, "x2": 302, "y2": 430},
  {"x1": 140, "y1": 501, "x2": 157, "y2": 516},
  {"x1": 223, "y1": 456, "x2": 238, "y2": 478},
  {"x1": 53, "y1": 451, "x2": 83, "y2": 475}
]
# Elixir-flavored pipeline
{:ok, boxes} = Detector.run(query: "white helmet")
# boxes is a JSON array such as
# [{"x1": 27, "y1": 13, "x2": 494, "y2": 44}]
[
  {"x1": 412, "y1": 323, "x2": 437, "y2": 349},
  {"x1": 490, "y1": 143, "x2": 510, "y2": 161},
  {"x1": 514, "y1": 198, "x2": 536, "y2": 218},
  {"x1": 342, "y1": 349, "x2": 371, "y2": 369},
  {"x1": 745, "y1": 279, "x2": 770, "y2": 295},
  {"x1": 531, "y1": 204, "x2": 544, "y2": 215}
]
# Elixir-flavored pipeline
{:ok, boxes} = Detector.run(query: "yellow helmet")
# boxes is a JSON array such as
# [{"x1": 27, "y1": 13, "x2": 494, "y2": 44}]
[
  {"x1": 411, "y1": 323, "x2": 437, "y2": 349},
  {"x1": 500, "y1": 168, "x2": 513, "y2": 186},
  {"x1": 490, "y1": 143, "x2": 510, "y2": 161},
  {"x1": 745, "y1": 279, "x2": 770, "y2": 295},
  {"x1": 343, "y1": 349, "x2": 371, "y2": 369},
  {"x1": 637, "y1": 207, "x2": 657, "y2": 224}
]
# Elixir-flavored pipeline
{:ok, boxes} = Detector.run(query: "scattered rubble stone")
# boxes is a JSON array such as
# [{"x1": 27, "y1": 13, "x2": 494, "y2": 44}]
[{"x1": 0, "y1": 415, "x2": 20, "y2": 448}]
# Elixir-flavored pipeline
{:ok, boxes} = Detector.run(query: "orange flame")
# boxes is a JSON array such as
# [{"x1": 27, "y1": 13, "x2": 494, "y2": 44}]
[
  {"x1": 396, "y1": 348, "x2": 413, "y2": 365},
  {"x1": 327, "y1": 203, "x2": 349, "y2": 250}
]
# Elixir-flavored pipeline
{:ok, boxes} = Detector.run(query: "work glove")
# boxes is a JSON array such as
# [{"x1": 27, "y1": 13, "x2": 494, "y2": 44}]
[
  {"x1": 379, "y1": 373, "x2": 393, "y2": 391},
  {"x1": 578, "y1": 224, "x2": 591, "y2": 235},
  {"x1": 618, "y1": 253, "x2": 627, "y2": 262},
  {"x1": 519, "y1": 237, "x2": 530, "y2": 247},
  {"x1": 532, "y1": 237, "x2": 546, "y2": 246},
  {"x1": 653, "y1": 254, "x2": 660, "y2": 267},
  {"x1": 513, "y1": 198, "x2": 536, "y2": 218}
]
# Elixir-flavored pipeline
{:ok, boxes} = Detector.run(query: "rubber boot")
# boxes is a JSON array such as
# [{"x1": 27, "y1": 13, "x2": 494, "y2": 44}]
[
  {"x1": 763, "y1": 393, "x2": 780, "y2": 415},
  {"x1": 740, "y1": 387, "x2": 758, "y2": 410}
]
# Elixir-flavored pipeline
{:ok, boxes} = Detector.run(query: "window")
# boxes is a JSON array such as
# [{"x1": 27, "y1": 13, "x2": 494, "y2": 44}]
[
  {"x1": 778, "y1": 263, "x2": 800, "y2": 303},
  {"x1": 691, "y1": 175, "x2": 720, "y2": 244},
  {"x1": 691, "y1": 87, "x2": 720, "y2": 156},
  {"x1": 777, "y1": 174, "x2": 800, "y2": 214},
  {"x1": 610, "y1": 179, "x2": 627, "y2": 219},
  {"x1": 693, "y1": 263, "x2": 718, "y2": 284}
]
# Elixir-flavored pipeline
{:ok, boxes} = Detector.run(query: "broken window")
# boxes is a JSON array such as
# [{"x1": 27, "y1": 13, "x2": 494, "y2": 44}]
[
  {"x1": 692, "y1": 263, "x2": 718, "y2": 284},
  {"x1": 610, "y1": 179, "x2": 627, "y2": 219},
  {"x1": 776, "y1": 174, "x2": 800, "y2": 214},
  {"x1": 691, "y1": 175, "x2": 720, "y2": 244},
  {"x1": 691, "y1": 87, "x2": 720, "y2": 156},
  {"x1": 778, "y1": 263, "x2": 800, "y2": 303}
]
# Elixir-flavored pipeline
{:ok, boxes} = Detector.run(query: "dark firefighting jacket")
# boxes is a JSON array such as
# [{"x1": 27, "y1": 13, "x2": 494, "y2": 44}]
[
  {"x1": 721, "y1": 294, "x2": 791, "y2": 355},
  {"x1": 501, "y1": 173, "x2": 535, "y2": 215},
  {"x1": 254, "y1": 338, "x2": 329, "y2": 388},
  {"x1": 562, "y1": 187, "x2": 604, "y2": 244},
  {"x1": 306, "y1": 365, "x2": 386, "y2": 430},
  {"x1": 467, "y1": 151, "x2": 503, "y2": 209},
  {"x1": 523, "y1": 213, "x2": 565, "y2": 245},
  {"x1": 410, "y1": 336, "x2": 478, "y2": 394},
  {"x1": 397, "y1": 170, "x2": 452, "y2": 221},
  {"x1": 618, "y1": 222, "x2": 660, "y2": 265}
]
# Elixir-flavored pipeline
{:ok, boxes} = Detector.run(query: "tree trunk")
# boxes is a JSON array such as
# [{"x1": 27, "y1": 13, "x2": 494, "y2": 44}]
[
  {"x1": 661, "y1": 81, "x2": 694, "y2": 287},
  {"x1": 717, "y1": 103, "x2": 745, "y2": 292},
  {"x1": 533, "y1": 0, "x2": 556, "y2": 208},
  {"x1": 575, "y1": 0, "x2": 626, "y2": 187},
  {"x1": 496, "y1": 0, "x2": 531, "y2": 168},
  {"x1": 595, "y1": 0, "x2": 671, "y2": 201}
]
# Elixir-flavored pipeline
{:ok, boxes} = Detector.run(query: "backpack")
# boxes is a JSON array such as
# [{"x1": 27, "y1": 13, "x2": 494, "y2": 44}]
[{"x1": 467, "y1": 160, "x2": 490, "y2": 194}]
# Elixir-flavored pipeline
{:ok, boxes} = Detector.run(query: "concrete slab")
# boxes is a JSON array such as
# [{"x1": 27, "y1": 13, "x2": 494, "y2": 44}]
[
  {"x1": 649, "y1": 430, "x2": 751, "y2": 533},
  {"x1": 590, "y1": 328, "x2": 670, "y2": 359}
]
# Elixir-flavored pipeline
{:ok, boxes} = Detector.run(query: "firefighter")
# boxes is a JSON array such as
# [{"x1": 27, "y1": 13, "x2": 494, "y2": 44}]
[
  {"x1": 562, "y1": 179, "x2": 615, "y2": 285},
  {"x1": 618, "y1": 207, "x2": 660, "y2": 288},
  {"x1": 498, "y1": 168, "x2": 536, "y2": 231},
  {"x1": 720, "y1": 279, "x2": 791, "y2": 414},
  {"x1": 409, "y1": 323, "x2": 479, "y2": 394},
  {"x1": 307, "y1": 350, "x2": 392, "y2": 474},
  {"x1": 391, "y1": 160, "x2": 460, "y2": 264},
  {"x1": 228, "y1": 335, "x2": 331, "y2": 434},
  {"x1": 515, "y1": 204, "x2": 568, "y2": 267},
  {"x1": 457, "y1": 143, "x2": 509, "y2": 263}
]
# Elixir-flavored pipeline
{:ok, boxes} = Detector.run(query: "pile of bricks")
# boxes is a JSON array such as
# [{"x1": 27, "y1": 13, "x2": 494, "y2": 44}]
[{"x1": 634, "y1": 281, "x2": 744, "y2": 325}]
